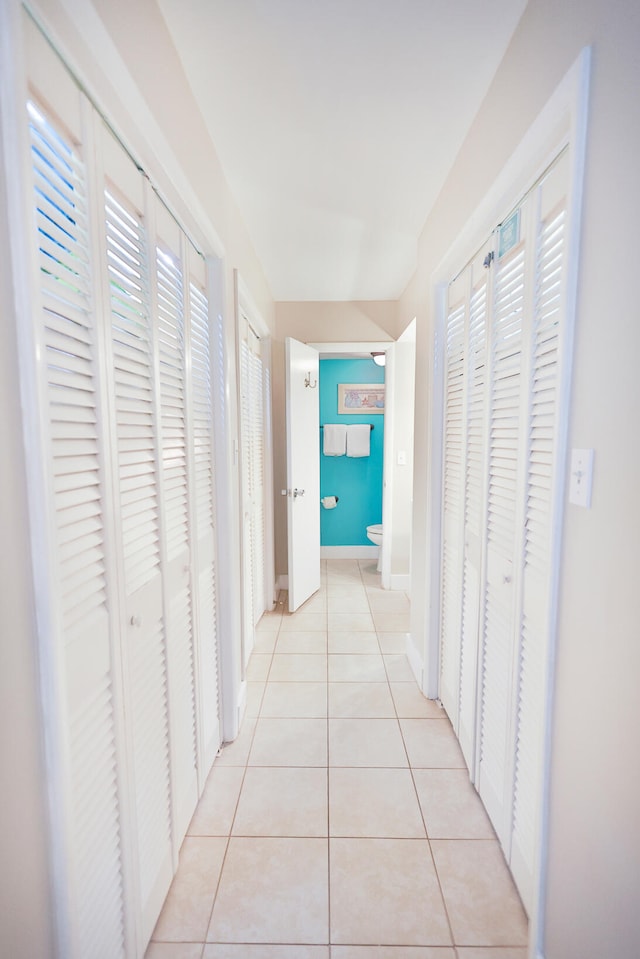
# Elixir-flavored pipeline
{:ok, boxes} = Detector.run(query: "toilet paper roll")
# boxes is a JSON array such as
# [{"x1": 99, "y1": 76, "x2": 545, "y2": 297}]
[{"x1": 321, "y1": 496, "x2": 338, "y2": 509}]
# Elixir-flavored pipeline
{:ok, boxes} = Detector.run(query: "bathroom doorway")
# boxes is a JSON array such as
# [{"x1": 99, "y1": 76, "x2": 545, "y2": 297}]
[{"x1": 284, "y1": 328, "x2": 415, "y2": 595}]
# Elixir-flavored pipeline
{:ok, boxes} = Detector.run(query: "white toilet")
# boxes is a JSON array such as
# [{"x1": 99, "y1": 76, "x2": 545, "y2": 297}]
[{"x1": 366, "y1": 523, "x2": 383, "y2": 571}]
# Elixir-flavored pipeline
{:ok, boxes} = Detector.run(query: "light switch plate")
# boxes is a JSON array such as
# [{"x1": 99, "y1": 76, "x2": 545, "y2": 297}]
[{"x1": 569, "y1": 448, "x2": 594, "y2": 508}]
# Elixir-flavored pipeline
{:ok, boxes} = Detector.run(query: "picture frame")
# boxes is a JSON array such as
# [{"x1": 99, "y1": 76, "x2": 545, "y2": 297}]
[{"x1": 338, "y1": 383, "x2": 385, "y2": 414}]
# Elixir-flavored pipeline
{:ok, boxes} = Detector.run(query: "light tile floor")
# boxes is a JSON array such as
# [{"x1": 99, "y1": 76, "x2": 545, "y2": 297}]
[{"x1": 147, "y1": 559, "x2": 528, "y2": 959}]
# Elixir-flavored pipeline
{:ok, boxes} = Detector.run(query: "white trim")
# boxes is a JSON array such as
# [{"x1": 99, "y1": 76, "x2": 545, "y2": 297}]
[
  {"x1": 389, "y1": 573, "x2": 411, "y2": 591},
  {"x1": 405, "y1": 631, "x2": 424, "y2": 688},
  {"x1": 208, "y1": 256, "x2": 242, "y2": 744},
  {"x1": 308, "y1": 340, "x2": 392, "y2": 356},
  {"x1": 424, "y1": 48, "x2": 591, "y2": 959},
  {"x1": 276, "y1": 574, "x2": 289, "y2": 591},
  {"x1": 320, "y1": 546, "x2": 378, "y2": 559}
]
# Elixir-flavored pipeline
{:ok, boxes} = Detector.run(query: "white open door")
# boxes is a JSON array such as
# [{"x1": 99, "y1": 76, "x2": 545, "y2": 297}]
[{"x1": 285, "y1": 337, "x2": 320, "y2": 611}]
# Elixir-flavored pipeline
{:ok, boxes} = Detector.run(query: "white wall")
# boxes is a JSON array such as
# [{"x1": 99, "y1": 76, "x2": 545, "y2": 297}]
[
  {"x1": 0, "y1": 8, "x2": 54, "y2": 949},
  {"x1": 400, "y1": 1, "x2": 640, "y2": 955}
]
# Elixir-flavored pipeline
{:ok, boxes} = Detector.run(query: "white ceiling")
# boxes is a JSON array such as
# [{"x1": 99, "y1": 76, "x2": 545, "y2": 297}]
[{"x1": 157, "y1": 0, "x2": 527, "y2": 302}]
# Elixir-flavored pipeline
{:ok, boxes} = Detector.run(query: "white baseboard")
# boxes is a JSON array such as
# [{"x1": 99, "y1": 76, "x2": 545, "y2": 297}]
[
  {"x1": 320, "y1": 546, "x2": 378, "y2": 559},
  {"x1": 389, "y1": 573, "x2": 411, "y2": 591}
]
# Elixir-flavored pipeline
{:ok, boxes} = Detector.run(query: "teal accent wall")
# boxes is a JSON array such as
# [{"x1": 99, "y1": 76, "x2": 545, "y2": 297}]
[{"x1": 320, "y1": 358, "x2": 385, "y2": 546}]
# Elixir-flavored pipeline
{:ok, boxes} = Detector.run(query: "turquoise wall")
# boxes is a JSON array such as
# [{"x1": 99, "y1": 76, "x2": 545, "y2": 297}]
[{"x1": 320, "y1": 358, "x2": 385, "y2": 546}]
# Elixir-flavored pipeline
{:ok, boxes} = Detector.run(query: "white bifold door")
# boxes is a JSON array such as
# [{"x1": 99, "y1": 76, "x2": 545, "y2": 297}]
[
  {"x1": 439, "y1": 149, "x2": 573, "y2": 912},
  {"x1": 20, "y1": 15, "x2": 221, "y2": 957}
]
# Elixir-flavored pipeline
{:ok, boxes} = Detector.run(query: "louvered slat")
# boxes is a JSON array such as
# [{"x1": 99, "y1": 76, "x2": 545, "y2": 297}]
[
  {"x1": 439, "y1": 298, "x2": 465, "y2": 719},
  {"x1": 130, "y1": 618, "x2": 172, "y2": 907},
  {"x1": 28, "y1": 98, "x2": 126, "y2": 959},
  {"x1": 479, "y1": 243, "x2": 525, "y2": 822},
  {"x1": 106, "y1": 188, "x2": 161, "y2": 597},
  {"x1": 157, "y1": 246, "x2": 188, "y2": 562},
  {"x1": 511, "y1": 202, "x2": 566, "y2": 887},
  {"x1": 458, "y1": 273, "x2": 487, "y2": 762}
]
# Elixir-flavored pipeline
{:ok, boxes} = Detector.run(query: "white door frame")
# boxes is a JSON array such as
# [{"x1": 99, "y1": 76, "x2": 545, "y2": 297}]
[{"x1": 308, "y1": 340, "x2": 397, "y2": 586}]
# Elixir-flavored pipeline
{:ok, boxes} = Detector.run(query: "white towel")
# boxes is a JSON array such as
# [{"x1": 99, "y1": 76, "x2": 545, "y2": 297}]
[
  {"x1": 321, "y1": 496, "x2": 338, "y2": 509},
  {"x1": 323, "y1": 424, "x2": 346, "y2": 456},
  {"x1": 346, "y1": 424, "x2": 371, "y2": 457}
]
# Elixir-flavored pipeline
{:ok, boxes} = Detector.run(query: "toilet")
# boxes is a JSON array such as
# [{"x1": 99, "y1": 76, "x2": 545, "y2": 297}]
[{"x1": 366, "y1": 523, "x2": 383, "y2": 571}]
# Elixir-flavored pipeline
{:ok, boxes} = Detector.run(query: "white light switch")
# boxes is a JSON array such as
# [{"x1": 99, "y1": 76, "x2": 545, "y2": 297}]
[
  {"x1": 397, "y1": 450, "x2": 407, "y2": 466},
  {"x1": 569, "y1": 448, "x2": 594, "y2": 508}
]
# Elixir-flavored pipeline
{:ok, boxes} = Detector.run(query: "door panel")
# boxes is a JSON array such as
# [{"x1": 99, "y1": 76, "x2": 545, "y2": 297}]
[{"x1": 285, "y1": 337, "x2": 320, "y2": 611}]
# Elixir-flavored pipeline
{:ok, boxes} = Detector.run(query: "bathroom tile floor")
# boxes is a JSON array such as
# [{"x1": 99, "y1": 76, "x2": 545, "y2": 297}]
[{"x1": 147, "y1": 559, "x2": 528, "y2": 959}]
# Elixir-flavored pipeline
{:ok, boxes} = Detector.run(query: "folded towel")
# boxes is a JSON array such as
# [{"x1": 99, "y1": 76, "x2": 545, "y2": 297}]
[
  {"x1": 323, "y1": 424, "x2": 346, "y2": 456},
  {"x1": 346, "y1": 424, "x2": 370, "y2": 457}
]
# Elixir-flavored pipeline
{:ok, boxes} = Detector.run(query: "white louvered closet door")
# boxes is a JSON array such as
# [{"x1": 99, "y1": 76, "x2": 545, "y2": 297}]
[
  {"x1": 25, "y1": 33, "x2": 128, "y2": 959},
  {"x1": 187, "y1": 249, "x2": 221, "y2": 774},
  {"x1": 477, "y1": 211, "x2": 530, "y2": 843},
  {"x1": 153, "y1": 202, "x2": 199, "y2": 844},
  {"x1": 458, "y1": 243, "x2": 491, "y2": 768},
  {"x1": 101, "y1": 126, "x2": 173, "y2": 944},
  {"x1": 509, "y1": 153, "x2": 570, "y2": 905},
  {"x1": 439, "y1": 277, "x2": 467, "y2": 724}
]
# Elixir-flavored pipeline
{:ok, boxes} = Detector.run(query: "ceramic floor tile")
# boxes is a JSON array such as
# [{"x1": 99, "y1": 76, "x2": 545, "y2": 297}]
[
  {"x1": 281, "y1": 612, "x2": 328, "y2": 631},
  {"x1": 207, "y1": 837, "x2": 329, "y2": 943},
  {"x1": 246, "y1": 654, "x2": 273, "y2": 682},
  {"x1": 366, "y1": 591, "x2": 411, "y2": 612},
  {"x1": 233, "y1": 766, "x2": 327, "y2": 836},
  {"x1": 377, "y1": 632, "x2": 409, "y2": 654},
  {"x1": 245, "y1": 682, "x2": 266, "y2": 717},
  {"x1": 252, "y1": 632, "x2": 278, "y2": 653},
  {"x1": 249, "y1": 718, "x2": 328, "y2": 766},
  {"x1": 296, "y1": 593, "x2": 328, "y2": 614},
  {"x1": 269, "y1": 654, "x2": 328, "y2": 682},
  {"x1": 146, "y1": 945, "x2": 204, "y2": 959},
  {"x1": 329, "y1": 767, "x2": 425, "y2": 837},
  {"x1": 329, "y1": 718, "x2": 408, "y2": 767},
  {"x1": 390, "y1": 684, "x2": 443, "y2": 719},
  {"x1": 328, "y1": 612, "x2": 375, "y2": 632},
  {"x1": 413, "y1": 770, "x2": 495, "y2": 839},
  {"x1": 373, "y1": 611, "x2": 411, "y2": 632},
  {"x1": 328, "y1": 631, "x2": 379, "y2": 654},
  {"x1": 430, "y1": 840, "x2": 528, "y2": 946},
  {"x1": 400, "y1": 719, "x2": 466, "y2": 768},
  {"x1": 384, "y1": 654, "x2": 415, "y2": 682},
  {"x1": 215, "y1": 718, "x2": 257, "y2": 766},
  {"x1": 455, "y1": 951, "x2": 527, "y2": 959},
  {"x1": 328, "y1": 653, "x2": 387, "y2": 683},
  {"x1": 260, "y1": 681, "x2": 328, "y2": 718},
  {"x1": 151, "y1": 837, "x2": 227, "y2": 942},
  {"x1": 188, "y1": 766, "x2": 244, "y2": 836},
  {"x1": 275, "y1": 631, "x2": 328, "y2": 654},
  {"x1": 330, "y1": 838, "x2": 451, "y2": 945},
  {"x1": 332, "y1": 949, "x2": 455, "y2": 959},
  {"x1": 327, "y1": 585, "x2": 368, "y2": 600},
  {"x1": 328, "y1": 593, "x2": 372, "y2": 613},
  {"x1": 204, "y1": 947, "x2": 329, "y2": 959},
  {"x1": 328, "y1": 682, "x2": 396, "y2": 718}
]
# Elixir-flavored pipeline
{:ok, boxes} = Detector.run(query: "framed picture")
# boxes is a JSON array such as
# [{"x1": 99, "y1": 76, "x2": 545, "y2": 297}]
[{"x1": 338, "y1": 383, "x2": 385, "y2": 414}]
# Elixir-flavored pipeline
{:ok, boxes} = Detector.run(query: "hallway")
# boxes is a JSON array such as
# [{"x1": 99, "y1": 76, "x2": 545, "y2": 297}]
[{"x1": 147, "y1": 560, "x2": 528, "y2": 958}]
